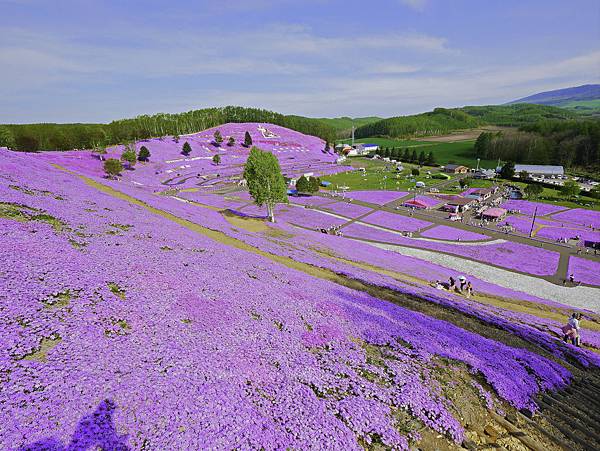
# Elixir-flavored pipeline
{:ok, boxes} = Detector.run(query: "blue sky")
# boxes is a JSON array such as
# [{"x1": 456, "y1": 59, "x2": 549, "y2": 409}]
[{"x1": 1, "y1": 0, "x2": 599, "y2": 123}]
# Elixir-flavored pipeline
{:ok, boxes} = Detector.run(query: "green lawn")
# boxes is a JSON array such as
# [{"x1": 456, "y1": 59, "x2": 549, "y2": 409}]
[
  {"x1": 509, "y1": 181, "x2": 600, "y2": 211},
  {"x1": 337, "y1": 137, "x2": 496, "y2": 168},
  {"x1": 337, "y1": 137, "x2": 431, "y2": 147},
  {"x1": 321, "y1": 159, "x2": 455, "y2": 192}
]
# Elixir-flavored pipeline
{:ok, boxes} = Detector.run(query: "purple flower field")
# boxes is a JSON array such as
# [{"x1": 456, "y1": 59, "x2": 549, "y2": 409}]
[
  {"x1": 500, "y1": 199, "x2": 566, "y2": 217},
  {"x1": 2, "y1": 118, "x2": 600, "y2": 450},
  {"x1": 420, "y1": 225, "x2": 489, "y2": 241},
  {"x1": 320, "y1": 201, "x2": 373, "y2": 218},
  {"x1": 1, "y1": 148, "x2": 580, "y2": 449},
  {"x1": 568, "y1": 257, "x2": 600, "y2": 286},
  {"x1": 550, "y1": 208, "x2": 600, "y2": 229},
  {"x1": 344, "y1": 190, "x2": 408, "y2": 205},
  {"x1": 362, "y1": 210, "x2": 432, "y2": 232}
]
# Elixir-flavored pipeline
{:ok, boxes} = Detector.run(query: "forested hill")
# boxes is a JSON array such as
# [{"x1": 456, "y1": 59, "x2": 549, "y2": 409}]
[
  {"x1": 313, "y1": 116, "x2": 383, "y2": 138},
  {"x1": 354, "y1": 108, "x2": 482, "y2": 139},
  {"x1": 354, "y1": 104, "x2": 580, "y2": 139},
  {"x1": 0, "y1": 106, "x2": 337, "y2": 152},
  {"x1": 459, "y1": 104, "x2": 578, "y2": 126}
]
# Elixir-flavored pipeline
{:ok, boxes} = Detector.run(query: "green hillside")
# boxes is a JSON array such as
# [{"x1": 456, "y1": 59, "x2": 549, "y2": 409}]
[
  {"x1": 354, "y1": 104, "x2": 581, "y2": 139},
  {"x1": 0, "y1": 106, "x2": 338, "y2": 152},
  {"x1": 314, "y1": 116, "x2": 382, "y2": 136},
  {"x1": 355, "y1": 107, "x2": 482, "y2": 139},
  {"x1": 459, "y1": 104, "x2": 579, "y2": 126}
]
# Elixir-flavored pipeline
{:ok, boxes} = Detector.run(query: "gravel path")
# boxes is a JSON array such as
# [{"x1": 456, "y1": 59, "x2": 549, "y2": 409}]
[{"x1": 364, "y1": 241, "x2": 600, "y2": 313}]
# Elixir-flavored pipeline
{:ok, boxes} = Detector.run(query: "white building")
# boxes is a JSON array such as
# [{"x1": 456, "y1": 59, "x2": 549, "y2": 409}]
[{"x1": 513, "y1": 165, "x2": 564, "y2": 178}]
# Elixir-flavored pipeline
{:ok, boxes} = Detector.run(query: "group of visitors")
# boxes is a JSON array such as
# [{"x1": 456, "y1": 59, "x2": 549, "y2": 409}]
[
  {"x1": 317, "y1": 225, "x2": 343, "y2": 236},
  {"x1": 562, "y1": 313, "x2": 583, "y2": 347},
  {"x1": 432, "y1": 275, "x2": 474, "y2": 298}
]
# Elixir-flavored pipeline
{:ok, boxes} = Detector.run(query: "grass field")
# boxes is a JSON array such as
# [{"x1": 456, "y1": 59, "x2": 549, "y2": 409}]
[
  {"x1": 337, "y1": 137, "x2": 496, "y2": 168},
  {"x1": 321, "y1": 159, "x2": 455, "y2": 192}
]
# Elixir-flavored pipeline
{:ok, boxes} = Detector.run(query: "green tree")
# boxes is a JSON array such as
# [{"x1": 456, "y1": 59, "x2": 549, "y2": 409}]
[
  {"x1": 500, "y1": 161, "x2": 515, "y2": 179},
  {"x1": 324, "y1": 142, "x2": 330, "y2": 153},
  {"x1": 411, "y1": 149, "x2": 418, "y2": 162},
  {"x1": 214, "y1": 130, "x2": 223, "y2": 146},
  {"x1": 524, "y1": 183, "x2": 543, "y2": 199},
  {"x1": 212, "y1": 154, "x2": 221, "y2": 165},
  {"x1": 519, "y1": 170, "x2": 529, "y2": 180},
  {"x1": 243, "y1": 147, "x2": 288, "y2": 222},
  {"x1": 0, "y1": 126, "x2": 16, "y2": 149},
  {"x1": 589, "y1": 187, "x2": 600, "y2": 199},
  {"x1": 121, "y1": 147, "x2": 137, "y2": 168},
  {"x1": 227, "y1": 136, "x2": 235, "y2": 147},
  {"x1": 459, "y1": 177, "x2": 472, "y2": 188},
  {"x1": 561, "y1": 179, "x2": 580, "y2": 197},
  {"x1": 138, "y1": 146, "x2": 151, "y2": 161},
  {"x1": 411, "y1": 168, "x2": 420, "y2": 176},
  {"x1": 474, "y1": 132, "x2": 491, "y2": 158},
  {"x1": 182, "y1": 141, "x2": 192, "y2": 156},
  {"x1": 244, "y1": 131, "x2": 253, "y2": 147},
  {"x1": 402, "y1": 148, "x2": 411, "y2": 162},
  {"x1": 309, "y1": 177, "x2": 321, "y2": 192},
  {"x1": 425, "y1": 151, "x2": 435, "y2": 165},
  {"x1": 296, "y1": 175, "x2": 311, "y2": 193},
  {"x1": 104, "y1": 158, "x2": 123, "y2": 178},
  {"x1": 418, "y1": 150, "x2": 426, "y2": 165}
]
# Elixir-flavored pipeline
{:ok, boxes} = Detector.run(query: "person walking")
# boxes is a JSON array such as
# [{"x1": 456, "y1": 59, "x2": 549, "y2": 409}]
[
  {"x1": 562, "y1": 313, "x2": 582, "y2": 346},
  {"x1": 466, "y1": 282, "x2": 473, "y2": 298}
]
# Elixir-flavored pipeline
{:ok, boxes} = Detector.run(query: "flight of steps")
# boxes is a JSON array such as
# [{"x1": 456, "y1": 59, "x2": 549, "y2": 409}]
[{"x1": 535, "y1": 370, "x2": 600, "y2": 450}]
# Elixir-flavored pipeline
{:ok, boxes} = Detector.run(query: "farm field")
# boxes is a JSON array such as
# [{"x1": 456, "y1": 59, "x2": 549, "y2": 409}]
[{"x1": 2, "y1": 123, "x2": 600, "y2": 450}]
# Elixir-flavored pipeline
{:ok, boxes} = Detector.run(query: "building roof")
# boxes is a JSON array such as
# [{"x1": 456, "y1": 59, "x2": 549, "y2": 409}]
[
  {"x1": 513, "y1": 164, "x2": 564, "y2": 175},
  {"x1": 445, "y1": 164, "x2": 468, "y2": 170},
  {"x1": 446, "y1": 197, "x2": 476, "y2": 206},
  {"x1": 481, "y1": 207, "x2": 507, "y2": 218}
]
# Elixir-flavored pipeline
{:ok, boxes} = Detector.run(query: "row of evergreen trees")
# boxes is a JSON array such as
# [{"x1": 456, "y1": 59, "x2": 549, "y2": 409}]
[
  {"x1": 474, "y1": 120, "x2": 600, "y2": 172},
  {"x1": 375, "y1": 147, "x2": 436, "y2": 165},
  {"x1": 0, "y1": 106, "x2": 336, "y2": 152}
]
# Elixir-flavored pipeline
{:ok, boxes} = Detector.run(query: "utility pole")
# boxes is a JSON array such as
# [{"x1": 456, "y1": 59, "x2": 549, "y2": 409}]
[
  {"x1": 529, "y1": 206, "x2": 538, "y2": 238},
  {"x1": 351, "y1": 119, "x2": 355, "y2": 147}
]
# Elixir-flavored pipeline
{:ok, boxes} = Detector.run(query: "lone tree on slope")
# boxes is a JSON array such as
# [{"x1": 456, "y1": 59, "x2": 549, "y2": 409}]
[
  {"x1": 214, "y1": 130, "x2": 223, "y2": 147},
  {"x1": 121, "y1": 147, "x2": 137, "y2": 169},
  {"x1": 182, "y1": 141, "x2": 192, "y2": 156},
  {"x1": 138, "y1": 146, "x2": 151, "y2": 162},
  {"x1": 227, "y1": 136, "x2": 235, "y2": 147},
  {"x1": 295, "y1": 176, "x2": 311, "y2": 193},
  {"x1": 104, "y1": 159, "x2": 123, "y2": 179},
  {"x1": 244, "y1": 131, "x2": 253, "y2": 148},
  {"x1": 243, "y1": 147, "x2": 288, "y2": 223},
  {"x1": 212, "y1": 154, "x2": 221, "y2": 165}
]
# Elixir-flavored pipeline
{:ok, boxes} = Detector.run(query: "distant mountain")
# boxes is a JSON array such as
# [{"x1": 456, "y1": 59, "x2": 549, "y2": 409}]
[{"x1": 508, "y1": 84, "x2": 600, "y2": 116}]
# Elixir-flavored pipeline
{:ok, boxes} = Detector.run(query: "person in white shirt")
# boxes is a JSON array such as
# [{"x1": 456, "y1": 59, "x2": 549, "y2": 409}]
[{"x1": 563, "y1": 313, "x2": 582, "y2": 346}]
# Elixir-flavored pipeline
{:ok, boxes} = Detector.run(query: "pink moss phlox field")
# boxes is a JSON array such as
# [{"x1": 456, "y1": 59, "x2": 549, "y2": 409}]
[
  {"x1": 343, "y1": 190, "x2": 409, "y2": 205},
  {"x1": 343, "y1": 222, "x2": 559, "y2": 276},
  {"x1": 0, "y1": 148, "x2": 581, "y2": 449},
  {"x1": 500, "y1": 200, "x2": 566, "y2": 217},
  {"x1": 319, "y1": 201, "x2": 373, "y2": 218},
  {"x1": 550, "y1": 208, "x2": 600, "y2": 229},
  {"x1": 420, "y1": 225, "x2": 489, "y2": 241},
  {"x1": 361, "y1": 210, "x2": 432, "y2": 232},
  {"x1": 568, "y1": 257, "x2": 600, "y2": 286}
]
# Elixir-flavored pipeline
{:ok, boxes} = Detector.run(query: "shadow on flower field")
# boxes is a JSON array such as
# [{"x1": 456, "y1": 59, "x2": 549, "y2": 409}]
[{"x1": 21, "y1": 400, "x2": 129, "y2": 451}]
